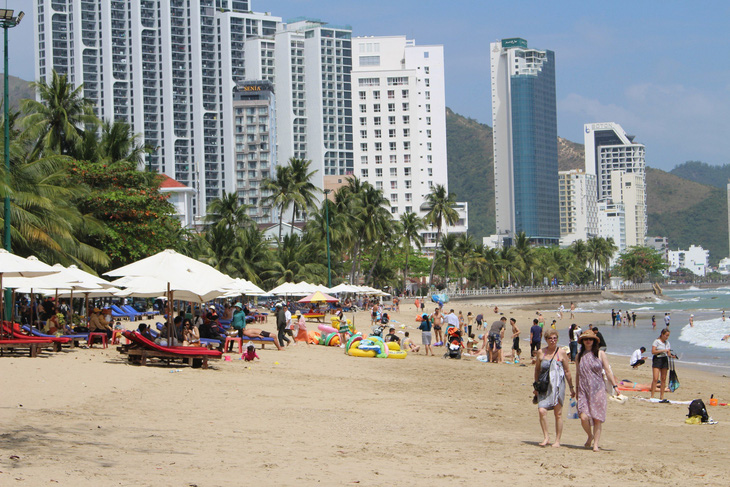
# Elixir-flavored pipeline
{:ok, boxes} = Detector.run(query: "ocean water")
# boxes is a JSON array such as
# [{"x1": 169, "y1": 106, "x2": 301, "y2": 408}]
[{"x1": 570, "y1": 288, "x2": 730, "y2": 374}]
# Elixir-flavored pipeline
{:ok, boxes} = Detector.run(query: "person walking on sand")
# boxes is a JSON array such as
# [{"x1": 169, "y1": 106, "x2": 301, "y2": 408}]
[
  {"x1": 509, "y1": 317, "x2": 521, "y2": 363},
  {"x1": 570, "y1": 302, "x2": 576, "y2": 319},
  {"x1": 488, "y1": 316, "x2": 506, "y2": 363},
  {"x1": 418, "y1": 313, "x2": 434, "y2": 356},
  {"x1": 414, "y1": 297, "x2": 420, "y2": 312},
  {"x1": 575, "y1": 330, "x2": 619, "y2": 452},
  {"x1": 534, "y1": 329, "x2": 574, "y2": 448},
  {"x1": 466, "y1": 311, "x2": 474, "y2": 337},
  {"x1": 431, "y1": 308, "x2": 444, "y2": 346},
  {"x1": 530, "y1": 319, "x2": 542, "y2": 363}
]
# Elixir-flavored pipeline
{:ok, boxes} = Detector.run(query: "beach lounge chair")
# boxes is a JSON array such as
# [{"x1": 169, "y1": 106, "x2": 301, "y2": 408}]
[
  {"x1": 3, "y1": 322, "x2": 71, "y2": 352},
  {"x1": 118, "y1": 330, "x2": 221, "y2": 369},
  {"x1": 22, "y1": 325, "x2": 86, "y2": 347},
  {"x1": 111, "y1": 304, "x2": 137, "y2": 321},
  {"x1": 122, "y1": 305, "x2": 152, "y2": 319}
]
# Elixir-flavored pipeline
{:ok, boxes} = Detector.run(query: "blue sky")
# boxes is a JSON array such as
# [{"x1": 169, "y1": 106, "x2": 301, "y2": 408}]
[{"x1": 8, "y1": 0, "x2": 730, "y2": 170}]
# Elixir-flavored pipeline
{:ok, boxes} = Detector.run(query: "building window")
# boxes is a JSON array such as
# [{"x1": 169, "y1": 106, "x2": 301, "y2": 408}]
[
  {"x1": 360, "y1": 129, "x2": 367, "y2": 138},
  {"x1": 374, "y1": 129, "x2": 382, "y2": 138},
  {"x1": 389, "y1": 154, "x2": 397, "y2": 163},
  {"x1": 426, "y1": 129, "x2": 431, "y2": 138},
  {"x1": 359, "y1": 104, "x2": 366, "y2": 113},
  {"x1": 373, "y1": 104, "x2": 380, "y2": 113},
  {"x1": 405, "y1": 193, "x2": 412, "y2": 201},
  {"x1": 375, "y1": 155, "x2": 382, "y2": 164},
  {"x1": 359, "y1": 78, "x2": 380, "y2": 86},
  {"x1": 361, "y1": 169, "x2": 368, "y2": 178},
  {"x1": 402, "y1": 103, "x2": 409, "y2": 111},
  {"x1": 388, "y1": 103, "x2": 395, "y2": 112},
  {"x1": 424, "y1": 66, "x2": 430, "y2": 73},
  {"x1": 427, "y1": 142, "x2": 432, "y2": 151},
  {"x1": 403, "y1": 115, "x2": 410, "y2": 124},
  {"x1": 373, "y1": 90, "x2": 380, "y2": 99},
  {"x1": 402, "y1": 89, "x2": 409, "y2": 98},
  {"x1": 375, "y1": 168, "x2": 383, "y2": 177},
  {"x1": 361, "y1": 155, "x2": 368, "y2": 165},
  {"x1": 425, "y1": 91, "x2": 430, "y2": 100},
  {"x1": 404, "y1": 142, "x2": 411, "y2": 150},
  {"x1": 425, "y1": 104, "x2": 431, "y2": 113},
  {"x1": 405, "y1": 206, "x2": 412, "y2": 213},
  {"x1": 390, "y1": 193, "x2": 398, "y2": 202},
  {"x1": 427, "y1": 155, "x2": 432, "y2": 163},
  {"x1": 360, "y1": 143, "x2": 367, "y2": 151},
  {"x1": 425, "y1": 78, "x2": 430, "y2": 87},
  {"x1": 405, "y1": 180, "x2": 412, "y2": 189},
  {"x1": 360, "y1": 117, "x2": 367, "y2": 126},
  {"x1": 360, "y1": 55, "x2": 381, "y2": 66},
  {"x1": 389, "y1": 116, "x2": 396, "y2": 125},
  {"x1": 404, "y1": 154, "x2": 411, "y2": 163},
  {"x1": 359, "y1": 91, "x2": 366, "y2": 100},
  {"x1": 403, "y1": 128, "x2": 410, "y2": 137},
  {"x1": 390, "y1": 167, "x2": 397, "y2": 177},
  {"x1": 375, "y1": 142, "x2": 382, "y2": 151},
  {"x1": 404, "y1": 168, "x2": 411, "y2": 176},
  {"x1": 389, "y1": 129, "x2": 396, "y2": 138},
  {"x1": 427, "y1": 168, "x2": 433, "y2": 176},
  {"x1": 389, "y1": 142, "x2": 397, "y2": 151},
  {"x1": 387, "y1": 77, "x2": 409, "y2": 86},
  {"x1": 391, "y1": 180, "x2": 397, "y2": 189},
  {"x1": 387, "y1": 90, "x2": 395, "y2": 99},
  {"x1": 391, "y1": 207, "x2": 398, "y2": 214},
  {"x1": 426, "y1": 116, "x2": 431, "y2": 125}
]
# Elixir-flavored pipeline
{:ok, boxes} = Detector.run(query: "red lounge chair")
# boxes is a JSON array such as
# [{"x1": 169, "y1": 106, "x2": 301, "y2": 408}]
[
  {"x1": 119, "y1": 331, "x2": 221, "y2": 369},
  {"x1": 2, "y1": 322, "x2": 71, "y2": 352}
]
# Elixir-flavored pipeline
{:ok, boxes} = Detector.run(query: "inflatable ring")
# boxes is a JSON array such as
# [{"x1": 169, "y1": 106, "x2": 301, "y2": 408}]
[
  {"x1": 386, "y1": 341, "x2": 401, "y2": 351},
  {"x1": 386, "y1": 350, "x2": 407, "y2": 359},
  {"x1": 349, "y1": 348, "x2": 377, "y2": 358},
  {"x1": 346, "y1": 333, "x2": 363, "y2": 351},
  {"x1": 318, "y1": 324, "x2": 338, "y2": 334}
]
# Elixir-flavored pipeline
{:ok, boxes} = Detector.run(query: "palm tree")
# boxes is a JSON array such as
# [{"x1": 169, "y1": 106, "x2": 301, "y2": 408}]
[
  {"x1": 570, "y1": 239, "x2": 589, "y2": 271},
  {"x1": 436, "y1": 233, "x2": 459, "y2": 286},
  {"x1": 351, "y1": 184, "x2": 391, "y2": 283},
  {"x1": 205, "y1": 192, "x2": 251, "y2": 231},
  {"x1": 499, "y1": 246, "x2": 523, "y2": 287},
  {"x1": 454, "y1": 233, "x2": 475, "y2": 289},
  {"x1": 287, "y1": 157, "x2": 320, "y2": 229},
  {"x1": 513, "y1": 231, "x2": 536, "y2": 285},
  {"x1": 20, "y1": 70, "x2": 98, "y2": 158},
  {"x1": 261, "y1": 164, "x2": 293, "y2": 243},
  {"x1": 423, "y1": 184, "x2": 459, "y2": 286},
  {"x1": 398, "y1": 212, "x2": 426, "y2": 292}
]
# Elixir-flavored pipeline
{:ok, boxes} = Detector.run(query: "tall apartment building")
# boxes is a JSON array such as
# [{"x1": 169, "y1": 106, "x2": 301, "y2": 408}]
[
  {"x1": 558, "y1": 169, "x2": 598, "y2": 246},
  {"x1": 34, "y1": 0, "x2": 282, "y2": 218},
  {"x1": 609, "y1": 171, "x2": 645, "y2": 247},
  {"x1": 597, "y1": 201, "x2": 626, "y2": 253},
  {"x1": 584, "y1": 122, "x2": 647, "y2": 248},
  {"x1": 490, "y1": 38, "x2": 559, "y2": 246},
  {"x1": 232, "y1": 80, "x2": 276, "y2": 223},
  {"x1": 274, "y1": 18, "x2": 353, "y2": 191}
]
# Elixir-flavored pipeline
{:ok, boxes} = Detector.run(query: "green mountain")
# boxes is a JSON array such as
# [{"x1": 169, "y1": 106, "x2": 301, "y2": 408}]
[
  {"x1": 0, "y1": 74, "x2": 34, "y2": 110},
  {"x1": 670, "y1": 160, "x2": 730, "y2": 189},
  {"x1": 446, "y1": 109, "x2": 728, "y2": 263}
]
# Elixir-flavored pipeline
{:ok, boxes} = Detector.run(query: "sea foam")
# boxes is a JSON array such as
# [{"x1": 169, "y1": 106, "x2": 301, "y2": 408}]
[{"x1": 678, "y1": 319, "x2": 730, "y2": 351}]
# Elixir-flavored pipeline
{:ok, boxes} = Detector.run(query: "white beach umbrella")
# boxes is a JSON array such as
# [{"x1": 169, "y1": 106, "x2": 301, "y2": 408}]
[
  {"x1": 269, "y1": 282, "x2": 304, "y2": 296},
  {"x1": 0, "y1": 252, "x2": 60, "y2": 326},
  {"x1": 327, "y1": 283, "x2": 361, "y2": 294},
  {"x1": 220, "y1": 278, "x2": 267, "y2": 296},
  {"x1": 113, "y1": 275, "x2": 223, "y2": 303}
]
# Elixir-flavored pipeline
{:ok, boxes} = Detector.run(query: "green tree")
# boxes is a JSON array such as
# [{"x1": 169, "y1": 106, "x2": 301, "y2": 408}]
[
  {"x1": 424, "y1": 184, "x2": 459, "y2": 285},
  {"x1": 205, "y1": 191, "x2": 251, "y2": 231},
  {"x1": 20, "y1": 70, "x2": 98, "y2": 158},
  {"x1": 454, "y1": 233, "x2": 476, "y2": 288},
  {"x1": 261, "y1": 164, "x2": 293, "y2": 243},
  {"x1": 399, "y1": 212, "x2": 426, "y2": 292},
  {"x1": 287, "y1": 157, "x2": 320, "y2": 227},
  {"x1": 615, "y1": 246, "x2": 667, "y2": 283}
]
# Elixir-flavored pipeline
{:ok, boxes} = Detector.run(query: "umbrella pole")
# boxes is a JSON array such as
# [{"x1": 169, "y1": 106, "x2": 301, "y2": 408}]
[
  {"x1": 167, "y1": 283, "x2": 172, "y2": 345},
  {"x1": 84, "y1": 293, "x2": 89, "y2": 325},
  {"x1": 10, "y1": 288, "x2": 15, "y2": 323},
  {"x1": 70, "y1": 289, "x2": 74, "y2": 326},
  {"x1": 30, "y1": 288, "x2": 35, "y2": 330},
  {"x1": 0, "y1": 273, "x2": 4, "y2": 333}
]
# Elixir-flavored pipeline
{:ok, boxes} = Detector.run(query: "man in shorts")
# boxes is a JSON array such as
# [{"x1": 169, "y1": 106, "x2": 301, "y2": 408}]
[
  {"x1": 529, "y1": 318, "x2": 542, "y2": 363},
  {"x1": 488, "y1": 316, "x2": 506, "y2": 363},
  {"x1": 509, "y1": 317, "x2": 521, "y2": 363},
  {"x1": 431, "y1": 308, "x2": 444, "y2": 346}
]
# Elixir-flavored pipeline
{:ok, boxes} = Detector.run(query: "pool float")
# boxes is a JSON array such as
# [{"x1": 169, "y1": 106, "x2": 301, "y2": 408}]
[
  {"x1": 386, "y1": 350, "x2": 407, "y2": 359},
  {"x1": 386, "y1": 341, "x2": 401, "y2": 351},
  {"x1": 307, "y1": 331, "x2": 321, "y2": 345},
  {"x1": 324, "y1": 332, "x2": 340, "y2": 346},
  {"x1": 346, "y1": 333, "x2": 363, "y2": 352},
  {"x1": 349, "y1": 348, "x2": 377, "y2": 358},
  {"x1": 318, "y1": 324, "x2": 338, "y2": 335}
]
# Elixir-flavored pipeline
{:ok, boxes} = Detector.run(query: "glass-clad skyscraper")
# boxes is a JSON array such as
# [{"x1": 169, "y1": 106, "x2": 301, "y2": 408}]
[{"x1": 490, "y1": 38, "x2": 559, "y2": 245}]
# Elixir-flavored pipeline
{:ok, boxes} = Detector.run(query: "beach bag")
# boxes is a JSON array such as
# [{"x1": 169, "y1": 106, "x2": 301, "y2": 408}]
[
  {"x1": 687, "y1": 399, "x2": 708, "y2": 423},
  {"x1": 668, "y1": 357, "x2": 680, "y2": 392},
  {"x1": 534, "y1": 350, "x2": 558, "y2": 394}
]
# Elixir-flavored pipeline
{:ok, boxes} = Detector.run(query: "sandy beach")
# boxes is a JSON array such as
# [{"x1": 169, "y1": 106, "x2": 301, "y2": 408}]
[{"x1": 1, "y1": 298, "x2": 729, "y2": 486}]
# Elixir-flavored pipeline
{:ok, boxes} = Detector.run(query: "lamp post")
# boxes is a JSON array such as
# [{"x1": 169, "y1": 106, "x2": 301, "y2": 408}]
[
  {"x1": 1, "y1": 9, "x2": 22, "y2": 252},
  {"x1": 1, "y1": 9, "x2": 23, "y2": 322},
  {"x1": 324, "y1": 189, "x2": 332, "y2": 288}
]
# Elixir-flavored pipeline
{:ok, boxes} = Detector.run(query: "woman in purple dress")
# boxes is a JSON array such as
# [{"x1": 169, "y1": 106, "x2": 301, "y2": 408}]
[{"x1": 575, "y1": 330, "x2": 619, "y2": 452}]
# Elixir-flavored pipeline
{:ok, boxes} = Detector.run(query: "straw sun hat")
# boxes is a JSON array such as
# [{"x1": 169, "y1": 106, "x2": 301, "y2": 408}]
[{"x1": 577, "y1": 330, "x2": 599, "y2": 344}]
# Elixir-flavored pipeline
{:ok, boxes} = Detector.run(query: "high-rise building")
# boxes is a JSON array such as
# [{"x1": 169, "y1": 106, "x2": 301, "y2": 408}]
[
  {"x1": 490, "y1": 38, "x2": 560, "y2": 245},
  {"x1": 558, "y1": 169, "x2": 598, "y2": 245},
  {"x1": 232, "y1": 80, "x2": 277, "y2": 223},
  {"x1": 597, "y1": 201, "x2": 626, "y2": 253},
  {"x1": 584, "y1": 122, "x2": 647, "y2": 249},
  {"x1": 275, "y1": 18, "x2": 353, "y2": 190},
  {"x1": 34, "y1": 0, "x2": 282, "y2": 219},
  {"x1": 609, "y1": 171, "x2": 645, "y2": 247}
]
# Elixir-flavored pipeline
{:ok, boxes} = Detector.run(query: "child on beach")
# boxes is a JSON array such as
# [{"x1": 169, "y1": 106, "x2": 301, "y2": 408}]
[
  {"x1": 243, "y1": 343, "x2": 260, "y2": 362},
  {"x1": 402, "y1": 331, "x2": 420, "y2": 353}
]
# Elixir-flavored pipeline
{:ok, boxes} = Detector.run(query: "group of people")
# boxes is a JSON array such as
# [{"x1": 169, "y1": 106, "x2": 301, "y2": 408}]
[
  {"x1": 611, "y1": 309, "x2": 638, "y2": 327},
  {"x1": 533, "y1": 328, "x2": 618, "y2": 451}
]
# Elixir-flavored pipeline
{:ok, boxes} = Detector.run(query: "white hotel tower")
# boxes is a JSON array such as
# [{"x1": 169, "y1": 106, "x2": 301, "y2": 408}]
[
  {"x1": 352, "y1": 36, "x2": 467, "y2": 247},
  {"x1": 584, "y1": 122, "x2": 647, "y2": 247}
]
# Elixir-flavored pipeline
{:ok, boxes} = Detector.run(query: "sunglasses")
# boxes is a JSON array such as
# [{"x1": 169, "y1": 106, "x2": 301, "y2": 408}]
[{"x1": 546, "y1": 336, "x2": 558, "y2": 340}]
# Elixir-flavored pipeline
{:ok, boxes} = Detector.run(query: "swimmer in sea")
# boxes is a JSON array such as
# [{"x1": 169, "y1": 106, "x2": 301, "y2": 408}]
[{"x1": 722, "y1": 334, "x2": 730, "y2": 341}]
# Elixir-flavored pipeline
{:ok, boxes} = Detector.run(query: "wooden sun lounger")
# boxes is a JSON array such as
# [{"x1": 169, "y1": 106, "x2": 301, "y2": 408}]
[
  {"x1": 0, "y1": 339, "x2": 54, "y2": 357},
  {"x1": 118, "y1": 331, "x2": 221, "y2": 369}
]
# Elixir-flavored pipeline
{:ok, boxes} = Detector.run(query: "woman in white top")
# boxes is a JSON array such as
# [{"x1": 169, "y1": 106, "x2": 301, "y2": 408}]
[{"x1": 651, "y1": 328, "x2": 676, "y2": 401}]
